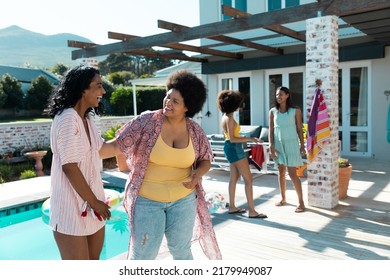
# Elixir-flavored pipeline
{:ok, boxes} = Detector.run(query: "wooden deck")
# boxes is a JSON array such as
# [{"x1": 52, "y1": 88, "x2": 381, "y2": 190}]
[
  {"x1": 152, "y1": 157, "x2": 390, "y2": 260},
  {"x1": 2, "y1": 157, "x2": 388, "y2": 261}
]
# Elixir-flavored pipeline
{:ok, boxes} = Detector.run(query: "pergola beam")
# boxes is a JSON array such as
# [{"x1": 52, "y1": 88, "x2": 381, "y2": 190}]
[
  {"x1": 71, "y1": 0, "x2": 390, "y2": 60},
  {"x1": 108, "y1": 31, "x2": 243, "y2": 59},
  {"x1": 222, "y1": 5, "x2": 306, "y2": 42},
  {"x1": 158, "y1": 20, "x2": 283, "y2": 55},
  {"x1": 71, "y1": 1, "x2": 323, "y2": 59},
  {"x1": 68, "y1": 40, "x2": 208, "y2": 63}
]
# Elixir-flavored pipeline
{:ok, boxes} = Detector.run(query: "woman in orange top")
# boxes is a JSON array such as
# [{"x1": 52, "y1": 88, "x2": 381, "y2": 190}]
[{"x1": 217, "y1": 90, "x2": 267, "y2": 219}]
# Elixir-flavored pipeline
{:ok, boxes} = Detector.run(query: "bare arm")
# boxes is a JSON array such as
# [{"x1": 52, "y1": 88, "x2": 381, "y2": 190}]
[
  {"x1": 99, "y1": 139, "x2": 121, "y2": 159},
  {"x1": 62, "y1": 163, "x2": 111, "y2": 220},
  {"x1": 295, "y1": 108, "x2": 306, "y2": 155},
  {"x1": 268, "y1": 109, "x2": 277, "y2": 159},
  {"x1": 182, "y1": 159, "x2": 211, "y2": 189},
  {"x1": 225, "y1": 115, "x2": 260, "y2": 143}
]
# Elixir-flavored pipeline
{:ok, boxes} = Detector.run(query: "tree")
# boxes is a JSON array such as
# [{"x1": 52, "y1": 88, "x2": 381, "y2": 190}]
[
  {"x1": 26, "y1": 75, "x2": 54, "y2": 112},
  {"x1": 98, "y1": 53, "x2": 134, "y2": 75},
  {"x1": 109, "y1": 87, "x2": 133, "y2": 116},
  {"x1": 107, "y1": 71, "x2": 136, "y2": 86},
  {"x1": 107, "y1": 72, "x2": 126, "y2": 86},
  {"x1": 100, "y1": 79, "x2": 115, "y2": 115},
  {"x1": 0, "y1": 74, "x2": 24, "y2": 110},
  {"x1": 0, "y1": 83, "x2": 6, "y2": 108},
  {"x1": 51, "y1": 63, "x2": 69, "y2": 77},
  {"x1": 98, "y1": 52, "x2": 174, "y2": 77}
]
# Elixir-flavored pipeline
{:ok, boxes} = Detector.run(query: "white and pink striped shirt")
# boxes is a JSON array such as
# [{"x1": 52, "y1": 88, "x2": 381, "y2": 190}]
[{"x1": 49, "y1": 108, "x2": 105, "y2": 235}]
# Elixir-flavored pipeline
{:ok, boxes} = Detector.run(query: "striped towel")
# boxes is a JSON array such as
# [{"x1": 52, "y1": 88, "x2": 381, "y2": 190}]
[{"x1": 307, "y1": 88, "x2": 331, "y2": 161}]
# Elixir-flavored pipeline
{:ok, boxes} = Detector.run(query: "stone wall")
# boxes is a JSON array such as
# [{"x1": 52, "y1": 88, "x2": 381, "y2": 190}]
[
  {"x1": 306, "y1": 15, "x2": 340, "y2": 209},
  {"x1": 0, "y1": 116, "x2": 133, "y2": 155}
]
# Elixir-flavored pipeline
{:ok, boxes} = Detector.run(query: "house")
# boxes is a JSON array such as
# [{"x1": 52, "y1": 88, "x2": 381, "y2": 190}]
[
  {"x1": 68, "y1": 0, "x2": 390, "y2": 161},
  {"x1": 0, "y1": 65, "x2": 59, "y2": 93},
  {"x1": 0, "y1": 65, "x2": 59, "y2": 118},
  {"x1": 195, "y1": 0, "x2": 390, "y2": 161}
]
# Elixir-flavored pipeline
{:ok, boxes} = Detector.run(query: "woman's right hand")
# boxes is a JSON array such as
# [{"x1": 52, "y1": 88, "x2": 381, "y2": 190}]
[
  {"x1": 270, "y1": 146, "x2": 277, "y2": 160},
  {"x1": 251, "y1": 137, "x2": 263, "y2": 143},
  {"x1": 90, "y1": 199, "x2": 111, "y2": 220}
]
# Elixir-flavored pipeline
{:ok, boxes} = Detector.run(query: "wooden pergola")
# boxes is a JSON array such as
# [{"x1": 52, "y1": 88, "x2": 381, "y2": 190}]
[{"x1": 68, "y1": 0, "x2": 390, "y2": 63}]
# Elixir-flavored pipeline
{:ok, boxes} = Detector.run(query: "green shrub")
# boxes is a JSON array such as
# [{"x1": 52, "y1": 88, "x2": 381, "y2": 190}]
[
  {"x1": 0, "y1": 164, "x2": 14, "y2": 182},
  {"x1": 102, "y1": 124, "x2": 121, "y2": 141},
  {"x1": 19, "y1": 170, "x2": 37, "y2": 180}
]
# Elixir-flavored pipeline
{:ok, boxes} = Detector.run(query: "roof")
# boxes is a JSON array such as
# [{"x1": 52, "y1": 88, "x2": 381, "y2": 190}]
[
  {"x1": 0, "y1": 65, "x2": 59, "y2": 84},
  {"x1": 130, "y1": 61, "x2": 201, "y2": 86},
  {"x1": 68, "y1": 0, "x2": 390, "y2": 63}
]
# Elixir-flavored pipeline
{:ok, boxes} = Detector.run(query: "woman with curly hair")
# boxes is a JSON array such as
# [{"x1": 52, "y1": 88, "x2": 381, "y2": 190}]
[
  {"x1": 44, "y1": 65, "x2": 112, "y2": 259},
  {"x1": 217, "y1": 89, "x2": 267, "y2": 219},
  {"x1": 115, "y1": 70, "x2": 221, "y2": 260}
]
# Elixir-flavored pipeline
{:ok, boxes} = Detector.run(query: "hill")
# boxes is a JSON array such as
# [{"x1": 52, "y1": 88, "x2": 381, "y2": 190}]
[{"x1": 0, "y1": 25, "x2": 96, "y2": 68}]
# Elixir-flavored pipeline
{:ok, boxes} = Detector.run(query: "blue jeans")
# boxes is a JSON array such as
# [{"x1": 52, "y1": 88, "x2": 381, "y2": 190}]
[{"x1": 130, "y1": 192, "x2": 197, "y2": 260}]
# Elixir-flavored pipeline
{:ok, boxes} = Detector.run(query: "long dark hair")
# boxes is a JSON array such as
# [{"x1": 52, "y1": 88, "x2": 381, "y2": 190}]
[
  {"x1": 273, "y1": 86, "x2": 295, "y2": 112},
  {"x1": 44, "y1": 65, "x2": 104, "y2": 118}
]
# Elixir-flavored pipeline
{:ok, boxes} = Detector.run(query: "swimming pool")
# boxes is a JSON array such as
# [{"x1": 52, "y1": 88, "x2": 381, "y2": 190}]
[{"x1": 0, "y1": 202, "x2": 129, "y2": 260}]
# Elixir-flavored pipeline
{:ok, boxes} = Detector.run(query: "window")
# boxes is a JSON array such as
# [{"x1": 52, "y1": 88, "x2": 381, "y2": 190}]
[
  {"x1": 222, "y1": 0, "x2": 247, "y2": 20},
  {"x1": 268, "y1": 0, "x2": 299, "y2": 11}
]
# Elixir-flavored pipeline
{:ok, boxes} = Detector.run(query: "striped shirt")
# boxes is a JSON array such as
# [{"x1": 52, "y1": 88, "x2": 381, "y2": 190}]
[{"x1": 49, "y1": 108, "x2": 105, "y2": 235}]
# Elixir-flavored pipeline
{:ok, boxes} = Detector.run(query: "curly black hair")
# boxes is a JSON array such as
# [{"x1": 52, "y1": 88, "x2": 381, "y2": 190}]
[
  {"x1": 165, "y1": 70, "x2": 207, "y2": 118},
  {"x1": 217, "y1": 90, "x2": 244, "y2": 114},
  {"x1": 44, "y1": 65, "x2": 104, "y2": 119}
]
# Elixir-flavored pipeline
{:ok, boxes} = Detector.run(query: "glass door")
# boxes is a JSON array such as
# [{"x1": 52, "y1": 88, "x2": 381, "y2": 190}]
[
  {"x1": 339, "y1": 62, "x2": 371, "y2": 157},
  {"x1": 219, "y1": 73, "x2": 251, "y2": 131},
  {"x1": 265, "y1": 67, "x2": 305, "y2": 125}
]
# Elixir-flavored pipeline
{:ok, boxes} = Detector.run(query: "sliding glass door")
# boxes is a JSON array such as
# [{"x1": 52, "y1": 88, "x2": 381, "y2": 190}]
[{"x1": 339, "y1": 62, "x2": 371, "y2": 157}]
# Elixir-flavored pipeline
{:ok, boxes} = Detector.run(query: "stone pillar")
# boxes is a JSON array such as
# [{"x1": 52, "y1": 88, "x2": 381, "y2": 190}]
[{"x1": 306, "y1": 16, "x2": 339, "y2": 209}]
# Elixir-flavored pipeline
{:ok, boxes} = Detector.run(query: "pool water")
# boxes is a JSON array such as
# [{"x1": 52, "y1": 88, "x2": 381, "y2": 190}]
[{"x1": 0, "y1": 204, "x2": 129, "y2": 260}]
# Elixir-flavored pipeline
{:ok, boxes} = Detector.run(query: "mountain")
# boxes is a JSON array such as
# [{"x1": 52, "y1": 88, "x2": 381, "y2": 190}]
[{"x1": 0, "y1": 25, "x2": 96, "y2": 68}]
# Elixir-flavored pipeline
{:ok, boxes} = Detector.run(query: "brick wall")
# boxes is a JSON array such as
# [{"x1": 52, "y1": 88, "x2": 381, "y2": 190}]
[
  {"x1": 306, "y1": 15, "x2": 339, "y2": 209},
  {"x1": 0, "y1": 116, "x2": 133, "y2": 155}
]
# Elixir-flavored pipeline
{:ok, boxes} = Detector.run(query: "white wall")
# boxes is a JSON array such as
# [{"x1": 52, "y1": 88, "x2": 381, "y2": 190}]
[
  {"x1": 371, "y1": 46, "x2": 390, "y2": 160},
  {"x1": 201, "y1": 74, "x2": 220, "y2": 135}
]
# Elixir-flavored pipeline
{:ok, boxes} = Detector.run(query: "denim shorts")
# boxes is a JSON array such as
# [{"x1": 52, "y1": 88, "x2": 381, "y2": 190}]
[{"x1": 224, "y1": 140, "x2": 246, "y2": 163}]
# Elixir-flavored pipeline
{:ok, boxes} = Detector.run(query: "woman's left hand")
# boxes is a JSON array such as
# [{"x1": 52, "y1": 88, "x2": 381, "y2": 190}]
[{"x1": 182, "y1": 170, "x2": 200, "y2": 189}]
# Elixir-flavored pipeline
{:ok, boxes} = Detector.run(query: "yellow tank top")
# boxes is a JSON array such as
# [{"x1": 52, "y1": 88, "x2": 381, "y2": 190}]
[
  {"x1": 224, "y1": 122, "x2": 241, "y2": 140},
  {"x1": 139, "y1": 134, "x2": 195, "y2": 202}
]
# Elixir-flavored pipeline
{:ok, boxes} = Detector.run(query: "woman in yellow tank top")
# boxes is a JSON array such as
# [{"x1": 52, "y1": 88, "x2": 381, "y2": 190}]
[
  {"x1": 112, "y1": 70, "x2": 221, "y2": 260},
  {"x1": 217, "y1": 90, "x2": 267, "y2": 219}
]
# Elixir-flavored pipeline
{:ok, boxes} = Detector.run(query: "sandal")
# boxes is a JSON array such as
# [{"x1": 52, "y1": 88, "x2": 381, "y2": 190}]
[
  {"x1": 295, "y1": 206, "x2": 305, "y2": 213},
  {"x1": 275, "y1": 201, "x2": 287, "y2": 207}
]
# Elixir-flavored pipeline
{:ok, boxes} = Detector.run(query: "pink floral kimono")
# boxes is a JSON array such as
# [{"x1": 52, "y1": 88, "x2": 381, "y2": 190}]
[{"x1": 116, "y1": 109, "x2": 222, "y2": 260}]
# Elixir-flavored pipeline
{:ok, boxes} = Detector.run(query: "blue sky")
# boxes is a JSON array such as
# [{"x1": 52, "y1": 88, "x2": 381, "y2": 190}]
[{"x1": 1, "y1": 0, "x2": 199, "y2": 44}]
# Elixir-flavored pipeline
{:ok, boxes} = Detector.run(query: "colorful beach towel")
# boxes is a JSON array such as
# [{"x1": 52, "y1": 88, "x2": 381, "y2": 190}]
[{"x1": 307, "y1": 88, "x2": 331, "y2": 161}]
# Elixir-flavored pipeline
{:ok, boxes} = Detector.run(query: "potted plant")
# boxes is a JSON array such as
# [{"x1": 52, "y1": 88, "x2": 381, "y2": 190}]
[
  {"x1": 338, "y1": 158, "x2": 352, "y2": 199},
  {"x1": 102, "y1": 125, "x2": 129, "y2": 172}
]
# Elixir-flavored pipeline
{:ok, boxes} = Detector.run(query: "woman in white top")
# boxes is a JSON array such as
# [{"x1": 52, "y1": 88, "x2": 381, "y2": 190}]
[{"x1": 44, "y1": 66, "x2": 114, "y2": 259}]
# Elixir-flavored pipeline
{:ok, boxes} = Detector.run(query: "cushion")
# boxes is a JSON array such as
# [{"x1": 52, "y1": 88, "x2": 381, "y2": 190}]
[
  {"x1": 259, "y1": 126, "x2": 269, "y2": 142},
  {"x1": 239, "y1": 125, "x2": 261, "y2": 138},
  {"x1": 210, "y1": 134, "x2": 225, "y2": 141}
]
